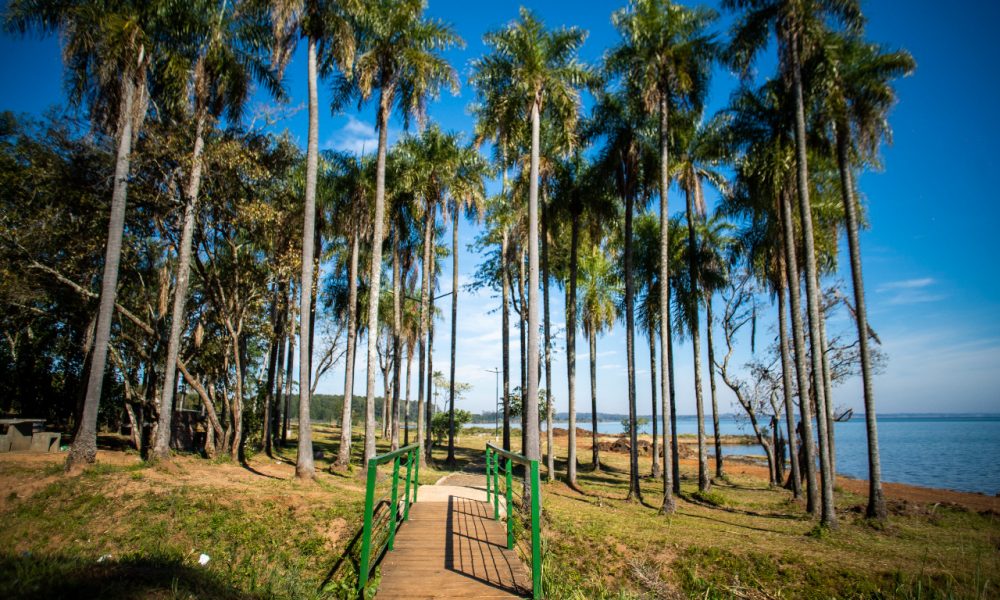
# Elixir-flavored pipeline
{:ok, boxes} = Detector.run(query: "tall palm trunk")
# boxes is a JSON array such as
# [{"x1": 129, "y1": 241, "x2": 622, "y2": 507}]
[
  {"x1": 262, "y1": 285, "x2": 281, "y2": 455},
  {"x1": 404, "y1": 346, "x2": 413, "y2": 445},
  {"x1": 706, "y1": 295, "x2": 723, "y2": 479},
  {"x1": 566, "y1": 206, "x2": 580, "y2": 485},
  {"x1": 518, "y1": 247, "x2": 527, "y2": 454},
  {"x1": 542, "y1": 197, "x2": 554, "y2": 480},
  {"x1": 68, "y1": 72, "x2": 139, "y2": 470},
  {"x1": 282, "y1": 283, "x2": 296, "y2": 446},
  {"x1": 588, "y1": 327, "x2": 599, "y2": 470},
  {"x1": 295, "y1": 38, "x2": 320, "y2": 479},
  {"x1": 780, "y1": 187, "x2": 819, "y2": 513},
  {"x1": 364, "y1": 86, "x2": 392, "y2": 471},
  {"x1": 818, "y1": 305, "x2": 835, "y2": 476},
  {"x1": 667, "y1": 276, "x2": 680, "y2": 494},
  {"x1": 153, "y1": 111, "x2": 207, "y2": 462},
  {"x1": 835, "y1": 122, "x2": 885, "y2": 519},
  {"x1": 777, "y1": 262, "x2": 802, "y2": 497},
  {"x1": 648, "y1": 323, "x2": 660, "y2": 479},
  {"x1": 392, "y1": 226, "x2": 402, "y2": 451},
  {"x1": 658, "y1": 95, "x2": 675, "y2": 511},
  {"x1": 623, "y1": 186, "x2": 641, "y2": 502},
  {"x1": 271, "y1": 285, "x2": 288, "y2": 456},
  {"x1": 501, "y1": 229, "x2": 512, "y2": 451},
  {"x1": 417, "y1": 199, "x2": 434, "y2": 466},
  {"x1": 425, "y1": 279, "x2": 436, "y2": 463},
  {"x1": 446, "y1": 205, "x2": 459, "y2": 464},
  {"x1": 685, "y1": 188, "x2": 709, "y2": 493},
  {"x1": 335, "y1": 232, "x2": 361, "y2": 468},
  {"x1": 524, "y1": 99, "x2": 542, "y2": 505},
  {"x1": 789, "y1": 38, "x2": 836, "y2": 527}
]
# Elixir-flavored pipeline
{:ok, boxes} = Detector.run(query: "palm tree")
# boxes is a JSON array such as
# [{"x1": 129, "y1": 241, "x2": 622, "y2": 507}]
[
  {"x1": 815, "y1": 32, "x2": 914, "y2": 520},
  {"x1": 634, "y1": 212, "x2": 662, "y2": 479},
  {"x1": 327, "y1": 152, "x2": 374, "y2": 469},
  {"x1": 271, "y1": 0, "x2": 357, "y2": 479},
  {"x1": 724, "y1": 0, "x2": 864, "y2": 529},
  {"x1": 445, "y1": 143, "x2": 487, "y2": 464},
  {"x1": 477, "y1": 8, "x2": 591, "y2": 482},
  {"x1": 151, "y1": 0, "x2": 283, "y2": 463},
  {"x1": 721, "y1": 80, "x2": 819, "y2": 510},
  {"x1": 342, "y1": 0, "x2": 461, "y2": 469},
  {"x1": 607, "y1": 0, "x2": 717, "y2": 512},
  {"x1": 579, "y1": 244, "x2": 619, "y2": 472},
  {"x1": 672, "y1": 113, "x2": 728, "y2": 491},
  {"x1": 6, "y1": 0, "x2": 156, "y2": 470}
]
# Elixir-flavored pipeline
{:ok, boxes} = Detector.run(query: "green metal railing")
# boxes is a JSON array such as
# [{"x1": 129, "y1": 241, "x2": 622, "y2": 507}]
[
  {"x1": 358, "y1": 443, "x2": 420, "y2": 593},
  {"x1": 485, "y1": 442, "x2": 542, "y2": 599}
]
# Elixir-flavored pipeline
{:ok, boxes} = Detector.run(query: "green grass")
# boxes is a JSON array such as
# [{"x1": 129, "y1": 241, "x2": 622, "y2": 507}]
[{"x1": 2, "y1": 428, "x2": 997, "y2": 599}]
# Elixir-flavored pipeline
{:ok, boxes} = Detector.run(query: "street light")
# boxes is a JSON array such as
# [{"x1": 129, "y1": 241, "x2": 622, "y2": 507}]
[{"x1": 485, "y1": 367, "x2": 500, "y2": 438}]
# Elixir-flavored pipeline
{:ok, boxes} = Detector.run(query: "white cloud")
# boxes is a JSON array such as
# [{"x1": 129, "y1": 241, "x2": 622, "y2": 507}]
[
  {"x1": 323, "y1": 115, "x2": 378, "y2": 154},
  {"x1": 876, "y1": 277, "x2": 945, "y2": 305}
]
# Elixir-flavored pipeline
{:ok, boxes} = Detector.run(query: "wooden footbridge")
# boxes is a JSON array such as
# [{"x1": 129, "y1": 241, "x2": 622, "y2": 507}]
[{"x1": 357, "y1": 444, "x2": 542, "y2": 599}]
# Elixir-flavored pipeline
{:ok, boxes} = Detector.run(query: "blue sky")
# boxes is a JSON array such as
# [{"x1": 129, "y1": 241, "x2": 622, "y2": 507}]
[{"x1": 2, "y1": 0, "x2": 998, "y2": 416}]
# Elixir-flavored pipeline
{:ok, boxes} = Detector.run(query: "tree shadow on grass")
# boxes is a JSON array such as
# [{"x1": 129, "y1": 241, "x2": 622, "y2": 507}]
[{"x1": 0, "y1": 552, "x2": 261, "y2": 599}]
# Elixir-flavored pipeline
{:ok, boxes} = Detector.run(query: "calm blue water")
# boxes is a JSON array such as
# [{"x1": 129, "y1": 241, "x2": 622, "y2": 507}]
[{"x1": 527, "y1": 415, "x2": 1000, "y2": 495}]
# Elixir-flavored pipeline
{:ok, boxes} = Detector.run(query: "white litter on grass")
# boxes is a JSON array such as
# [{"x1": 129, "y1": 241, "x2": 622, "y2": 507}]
[
  {"x1": 97, "y1": 554, "x2": 112, "y2": 563},
  {"x1": 198, "y1": 553, "x2": 210, "y2": 566}
]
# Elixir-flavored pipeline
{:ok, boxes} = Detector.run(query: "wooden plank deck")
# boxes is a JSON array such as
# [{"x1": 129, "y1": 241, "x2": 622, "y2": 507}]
[{"x1": 375, "y1": 491, "x2": 531, "y2": 599}]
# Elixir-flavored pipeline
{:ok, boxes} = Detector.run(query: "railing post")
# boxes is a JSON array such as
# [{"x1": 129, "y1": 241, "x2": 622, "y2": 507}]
[
  {"x1": 493, "y1": 453, "x2": 500, "y2": 520},
  {"x1": 413, "y1": 446, "x2": 420, "y2": 503},
  {"x1": 485, "y1": 447, "x2": 492, "y2": 503},
  {"x1": 403, "y1": 448, "x2": 413, "y2": 521},
  {"x1": 358, "y1": 459, "x2": 378, "y2": 593},
  {"x1": 530, "y1": 459, "x2": 542, "y2": 600},
  {"x1": 388, "y1": 455, "x2": 400, "y2": 550},
  {"x1": 505, "y1": 457, "x2": 513, "y2": 550}
]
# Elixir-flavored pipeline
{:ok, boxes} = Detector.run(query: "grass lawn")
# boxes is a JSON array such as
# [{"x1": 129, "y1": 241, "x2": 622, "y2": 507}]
[{"x1": 0, "y1": 424, "x2": 995, "y2": 599}]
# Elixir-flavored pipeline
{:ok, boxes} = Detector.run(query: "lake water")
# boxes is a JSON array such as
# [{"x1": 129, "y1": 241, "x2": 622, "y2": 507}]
[{"x1": 513, "y1": 415, "x2": 1000, "y2": 495}]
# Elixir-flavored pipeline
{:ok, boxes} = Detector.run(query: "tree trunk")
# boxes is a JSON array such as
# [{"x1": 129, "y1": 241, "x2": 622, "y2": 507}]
[
  {"x1": 658, "y1": 94, "x2": 676, "y2": 512},
  {"x1": 295, "y1": 37, "x2": 320, "y2": 479},
  {"x1": 648, "y1": 322, "x2": 660, "y2": 479},
  {"x1": 777, "y1": 264, "x2": 802, "y2": 497},
  {"x1": 685, "y1": 188, "x2": 709, "y2": 493},
  {"x1": 667, "y1": 284, "x2": 680, "y2": 495},
  {"x1": 818, "y1": 302, "x2": 836, "y2": 477},
  {"x1": 566, "y1": 206, "x2": 580, "y2": 485},
  {"x1": 392, "y1": 226, "x2": 402, "y2": 452},
  {"x1": 404, "y1": 346, "x2": 413, "y2": 445},
  {"x1": 790, "y1": 37, "x2": 836, "y2": 527},
  {"x1": 835, "y1": 121, "x2": 886, "y2": 520},
  {"x1": 335, "y1": 232, "x2": 360, "y2": 468},
  {"x1": 624, "y1": 187, "x2": 641, "y2": 502},
  {"x1": 542, "y1": 195, "x2": 554, "y2": 480},
  {"x1": 364, "y1": 86, "x2": 392, "y2": 472},
  {"x1": 417, "y1": 198, "x2": 435, "y2": 466},
  {"x1": 261, "y1": 285, "x2": 280, "y2": 456},
  {"x1": 282, "y1": 283, "x2": 296, "y2": 447},
  {"x1": 447, "y1": 206, "x2": 459, "y2": 463},
  {"x1": 589, "y1": 327, "x2": 599, "y2": 471},
  {"x1": 518, "y1": 248, "x2": 527, "y2": 454},
  {"x1": 525, "y1": 99, "x2": 542, "y2": 505},
  {"x1": 425, "y1": 279, "x2": 436, "y2": 462},
  {"x1": 781, "y1": 187, "x2": 818, "y2": 513},
  {"x1": 501, "y1": 229, "x2": 512, "y2": 452},
  {"x1": 153, "y1": 110, "x2": 207, "y2": 462},
  {"x1": 271, "y1": 284, "x2": 288, "y2": 456},
  {"x1": 67, "y1": 71, "x2": 138, "y2": 471},
  {"x1": 706, "y1": 295, "x2": 723, "y2": 480}
]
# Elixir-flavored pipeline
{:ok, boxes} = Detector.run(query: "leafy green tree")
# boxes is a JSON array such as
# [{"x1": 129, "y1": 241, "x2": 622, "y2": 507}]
[
  {"x1": 6, "y1": 0, "x2": 160, "y2": 469},
  {"x1": 341, "y1": 0, "x2": 461, "y2": 470},
  {"x1": 607, "y1": 0, "x2": 717, "y2": 512},
  {"x1": 476, "y1": 9, "x2": 591, "y2": 490},
  {"x1": 814, "y1": 31, "x2": 914, "y2": 521}
]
